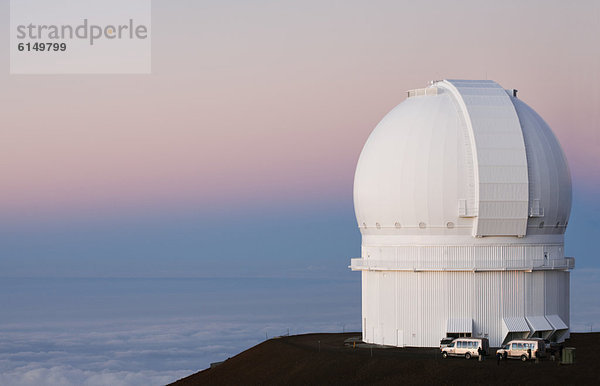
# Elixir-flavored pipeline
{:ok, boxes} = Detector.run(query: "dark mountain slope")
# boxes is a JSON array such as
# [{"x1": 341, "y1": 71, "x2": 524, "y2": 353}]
[{"x1": 171, "y1": 332, "x2": 599, "y2": 385}]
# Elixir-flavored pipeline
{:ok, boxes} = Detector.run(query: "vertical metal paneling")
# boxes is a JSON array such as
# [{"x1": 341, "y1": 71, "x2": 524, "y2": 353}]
[
  {"x1": 362, "y1": 271, "x2": 368, "y2": 342},
  {"x1": 564, "y1": 272, "x2": 570, "y2": 339},
  {"x1": 362, "y1": 268, "x2": 570, "y2": 347},
  {"x1": 474, "y1": 272, "x2": 501, "y2": 343},
  {"x1": 502, "y1": 271, "x2": 525, "y2": 318},
  {"x1": 419, "y1": 272, "x2": 446, "y2": 346},
  {"x1": 380, "y1": 273, "x2": 395, "y2": 346},
  {"x1": 393, "y1": 271, "x2": 414, "y2": 347}
]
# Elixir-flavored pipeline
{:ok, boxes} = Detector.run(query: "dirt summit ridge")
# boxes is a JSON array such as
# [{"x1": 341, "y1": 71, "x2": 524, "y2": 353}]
[{"x1": 170, "y1": 332, "x2": 600, "y2": 385}]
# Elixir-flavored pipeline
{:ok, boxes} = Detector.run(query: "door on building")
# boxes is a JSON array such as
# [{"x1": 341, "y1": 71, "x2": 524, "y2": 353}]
[{"x1": 397, "y1": 329, "x2": 404, "y2": 347}]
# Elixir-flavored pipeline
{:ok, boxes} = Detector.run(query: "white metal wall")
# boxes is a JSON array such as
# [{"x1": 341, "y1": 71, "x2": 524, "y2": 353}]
[{"x1": 361, "y1": 269, "x2": 570, "y2": 347}]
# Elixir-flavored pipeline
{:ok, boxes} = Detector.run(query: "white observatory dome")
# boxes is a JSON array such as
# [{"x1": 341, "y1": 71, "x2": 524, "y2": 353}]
[
  {"x1": 351, "y1": 80, "x2": 574, "y2": 348},
  {"x1": 354, "y1": 79, "x2": 571, "y2": 238}
]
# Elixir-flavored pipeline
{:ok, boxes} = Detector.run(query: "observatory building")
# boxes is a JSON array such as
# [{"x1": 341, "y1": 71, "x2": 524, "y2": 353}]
[{"x1": 350, "y1": 79, "x2": 574, "y2": 348}]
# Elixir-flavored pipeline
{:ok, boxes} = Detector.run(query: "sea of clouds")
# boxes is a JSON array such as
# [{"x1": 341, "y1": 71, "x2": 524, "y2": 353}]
[
  {"x1": 0, "y1": 277, "x2": 361, "y2": 386},
  {"x1": 0, "y1": 316, "x2": 354, "y2": 386}
]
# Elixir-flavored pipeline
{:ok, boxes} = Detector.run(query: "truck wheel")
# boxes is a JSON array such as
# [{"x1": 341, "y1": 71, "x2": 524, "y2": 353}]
[
  {"x1": 465, "y1": 352, "x2": 471, "y2": 360},
  {"x1": 503, "y1": 352, "x2": 507, "y2": 360},
  {"x1": 442, "y1": 352, "x2": 448, "y2": 359},
  {"x1": 521, "y1": 355, "x2": 528, "y2": 362}
]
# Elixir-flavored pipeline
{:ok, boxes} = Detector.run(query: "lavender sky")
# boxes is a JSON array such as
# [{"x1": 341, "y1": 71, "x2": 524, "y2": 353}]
[{"x1": 0, "y1": 0, "x2": 598, "y2": 277}]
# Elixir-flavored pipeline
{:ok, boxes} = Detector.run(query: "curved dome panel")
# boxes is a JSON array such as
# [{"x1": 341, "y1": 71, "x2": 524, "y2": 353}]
[
  {"x1": 512, "y1": 96, "x2": 572, "y2": 235},
  {"x1": 353, "y1": 91, "x2": 471, "y2": 234}
]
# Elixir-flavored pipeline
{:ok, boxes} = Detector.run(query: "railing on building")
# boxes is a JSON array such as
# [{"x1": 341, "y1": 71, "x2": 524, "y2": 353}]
[{"x1": 350, "y1": 256, "x2": 575, "y2": 272}]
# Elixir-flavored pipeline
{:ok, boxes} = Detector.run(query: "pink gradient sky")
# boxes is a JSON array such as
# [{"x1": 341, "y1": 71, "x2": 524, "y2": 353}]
[{"x1": 1, "y1": 0, "x2": 598, "y2": 221}]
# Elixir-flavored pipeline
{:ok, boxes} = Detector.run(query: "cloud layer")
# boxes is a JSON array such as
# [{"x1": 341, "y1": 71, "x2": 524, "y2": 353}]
[{"x1": 0, "y1": 277, "x2": 361, "y2": 386}]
